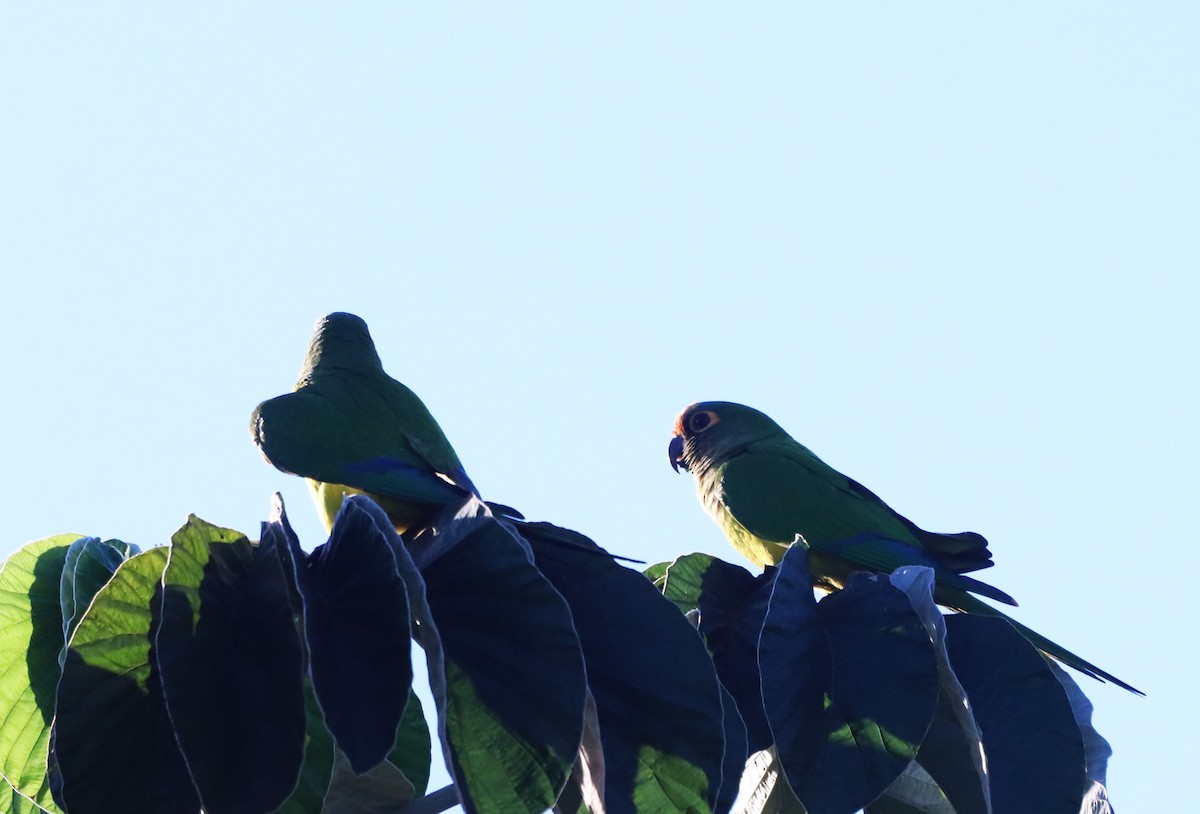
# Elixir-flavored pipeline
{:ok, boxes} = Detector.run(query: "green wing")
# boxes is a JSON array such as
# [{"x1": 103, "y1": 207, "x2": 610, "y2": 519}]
[
  {"x1": 252, "y1": 382, "x2": 471, "y2": 507},
  {"x1": 720, "y1": 445, "x2": 1016, "y2": 604},
  {"x1": 719, "y1": 445, "x2": 918, "y2": 551}
]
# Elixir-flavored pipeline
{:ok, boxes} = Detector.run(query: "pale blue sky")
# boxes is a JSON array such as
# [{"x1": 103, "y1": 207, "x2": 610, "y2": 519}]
[{"x1": 3, "y1": 4, "x2": 1196, "y2": 812}]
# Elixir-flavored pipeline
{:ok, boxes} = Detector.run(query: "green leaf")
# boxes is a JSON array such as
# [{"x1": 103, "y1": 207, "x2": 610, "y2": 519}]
[
  {"x1": 0, "y1": 786, "x2": 54, "y2": 814},
  {"x1": 378, "y1": 497, "x2": 587, "y2": 814},
  {"x1": 275, "y1": 683, "x2": 338, "y2": 814},
  {"x1": 627, "y1": 744, "x2": 714, "y2": 814},
  {"x1": 155, "y1": 515, "x2": 306, "y2": 814},
  {"x1": 279, "y1": 682, "x2": 432, "y2": 814},
  {"x1": 519, "y1": 522, "x2": 725, "y2": 814},
  {"x1": 268, "y1": 496, "x2": 414, "y2": 775},
  {"x1": 760, "y1": 545, "x2": 939, "y2": 814},
  {"x1": 0, "y1": 535, "x2": 79, "y2": 814},
  {"x1": 642, "y1": 561, "x2": 670, "y2": 590},
  {"x1": 59, "y1": 537, "x2": 138, "y2": 656},
  {"x1": 391, "y1": 689, "x2": 432, "y2": 796},
  {"x1": 53, "y1": 546, "x2": 200, "y2": 814}
]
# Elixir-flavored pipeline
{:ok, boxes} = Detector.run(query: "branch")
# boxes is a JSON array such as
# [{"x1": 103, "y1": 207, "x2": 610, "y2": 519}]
[{"x1": 405, "y1": 784, "x2": 461, "y2": 814}]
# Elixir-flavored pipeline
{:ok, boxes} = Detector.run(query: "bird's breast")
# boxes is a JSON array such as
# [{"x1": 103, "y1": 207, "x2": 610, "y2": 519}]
[{"x1": 695, "y1": 470, "x2": 789, "y2": 568}]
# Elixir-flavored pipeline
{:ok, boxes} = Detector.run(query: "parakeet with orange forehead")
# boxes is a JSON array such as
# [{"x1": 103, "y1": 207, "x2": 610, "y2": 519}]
[{"x1": 669, "y1": 400, "x2": 1141, "y2": 694}]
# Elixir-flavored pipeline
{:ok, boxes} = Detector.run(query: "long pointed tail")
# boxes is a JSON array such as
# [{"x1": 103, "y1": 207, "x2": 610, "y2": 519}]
[{"x1": 946, "y1": 592, "x2": 1143, "y2": 696}]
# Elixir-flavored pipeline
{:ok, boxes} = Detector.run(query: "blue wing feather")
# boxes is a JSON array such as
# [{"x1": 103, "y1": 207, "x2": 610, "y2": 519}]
[{"x1": 345, "y1": 456, "x2": 475, "y2": 504}]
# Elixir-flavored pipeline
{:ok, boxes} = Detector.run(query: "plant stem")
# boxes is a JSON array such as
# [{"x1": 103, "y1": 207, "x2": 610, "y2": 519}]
[{"x1": 405, "y1": 784, "x2": 460, "y2": 814}]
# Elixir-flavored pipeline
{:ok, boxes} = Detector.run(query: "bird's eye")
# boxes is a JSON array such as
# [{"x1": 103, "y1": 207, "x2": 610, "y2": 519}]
[{"x1": 688, "y1": 411, "x2": 718, "y2": 433}]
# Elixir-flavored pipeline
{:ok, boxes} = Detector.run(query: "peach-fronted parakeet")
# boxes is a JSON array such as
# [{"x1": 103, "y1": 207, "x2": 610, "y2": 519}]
[
  {"x1": 669, "y1": 400, "x2": 1141, "y2": 694},
  {"x1": 251, "y1": 312, "x2": 475, "y2": 533}
]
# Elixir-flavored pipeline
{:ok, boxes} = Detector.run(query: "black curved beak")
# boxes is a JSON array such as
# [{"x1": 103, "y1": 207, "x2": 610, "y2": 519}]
[{"x1": 669, "y1": 435, "x2": 687, "y2": 473}]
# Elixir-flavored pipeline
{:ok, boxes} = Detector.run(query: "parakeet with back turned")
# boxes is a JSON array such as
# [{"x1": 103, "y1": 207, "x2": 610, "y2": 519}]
[
  {"x1": 669, "y1": 400, "x2": 1141, "y2": 694},
  {"x1": 251, "y1": 312, "x2": 476, "y2": 534}
]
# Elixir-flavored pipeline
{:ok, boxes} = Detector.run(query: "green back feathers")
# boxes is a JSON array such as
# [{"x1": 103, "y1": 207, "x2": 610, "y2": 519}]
[
  {"x1": 296, "y1": 312, "x2": 384, "y2": 383},
  {"x1": 251, "y1": 313, "x2": 475, "y2": 531}
]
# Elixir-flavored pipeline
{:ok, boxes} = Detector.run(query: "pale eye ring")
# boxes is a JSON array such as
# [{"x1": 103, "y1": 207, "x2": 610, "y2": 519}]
[{"x1": 688, "y1": 411, "x2": 716, "y2": 433}]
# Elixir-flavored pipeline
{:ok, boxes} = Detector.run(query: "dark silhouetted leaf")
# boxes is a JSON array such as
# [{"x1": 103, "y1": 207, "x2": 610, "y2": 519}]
[
  {"x1": 760, "y1": 545, "x2": 938, "y2": 814},
  {"x1": 518, "y1": 521, "x2": 725, "y2": 814},
  {"x1": 945, "y1": 615, "x2": 1086, "y2": 814},
  {"x1": 866, "y1": 762, "x2": 955, "y2": 814},
  {"x1": 155, "y1": 516, "x2": 305, "y2": 814},
  {"x1": 715, "y1": 682, "x2": 749, "y2": 814},
  {"x1": 0, "y1": 535, "x2": 79, "y2": 814},
  {"x1": 267, "y1": 496, "x2": 413, "y2": 774},
  {"x1": 357, "y1": 496, "x2": 587, "y2": 814},
  {"x1": 657, "y1": 553, "x2": 775, "y2": 754},
  {"x1": 1049, "y1": 662, "x2": 1114, "y2": 814},
  {"x1": 53, "y1": 547, "x2": 199, "y2": 814},
  {"x1": 276, "y1": 682, "x2": 431, "y2": 814},
  {"x1": 870, "y1": 568, "x2": 989, "y2": 814},
  {"x1": 322, "y1": 749, "x2": 415, "y2": 813},
  {"x1": 553, "y1": 691, "x2": 603, "y2": 814}
]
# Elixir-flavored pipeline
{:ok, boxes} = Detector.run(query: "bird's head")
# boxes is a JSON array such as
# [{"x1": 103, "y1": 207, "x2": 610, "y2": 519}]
[
  {"x1": 669, "y1": 401, "x2": 786, "y2": 474},
  {"x1": 298, "y1": 312, "x2": 383, "y2": 383}
]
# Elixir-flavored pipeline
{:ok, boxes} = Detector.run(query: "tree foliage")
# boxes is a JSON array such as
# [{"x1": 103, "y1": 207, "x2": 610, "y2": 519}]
[{"x1": 1, "y1": 496, "x2": 1116, "y2": 814}]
